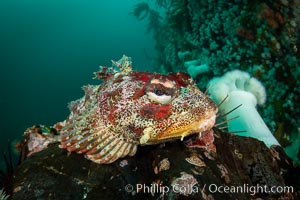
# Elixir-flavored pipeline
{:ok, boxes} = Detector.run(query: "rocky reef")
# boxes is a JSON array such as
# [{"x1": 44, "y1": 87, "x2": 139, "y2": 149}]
[
  {"x1": 133, "y1": 0, "x2": 300, "y2": 162},
  {"x1": 10, "y1": 129, "x2": 299, "y2": 200}
]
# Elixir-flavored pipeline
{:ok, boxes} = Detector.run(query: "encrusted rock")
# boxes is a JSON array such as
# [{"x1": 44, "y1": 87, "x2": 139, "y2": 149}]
[{"x1": 11, "y1": 129, "x2": 299, "y2": 200}]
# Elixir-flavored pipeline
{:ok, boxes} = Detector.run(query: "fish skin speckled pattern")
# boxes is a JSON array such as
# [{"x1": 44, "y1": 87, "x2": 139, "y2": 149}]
[{"x1": 57, "y1": 55, "x2": 218, "y2": 164}]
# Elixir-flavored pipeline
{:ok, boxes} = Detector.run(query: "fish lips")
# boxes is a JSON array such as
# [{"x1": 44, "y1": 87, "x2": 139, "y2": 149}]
[{"x1": 143, "y1": 110, "x2": 217, "y2": 145}]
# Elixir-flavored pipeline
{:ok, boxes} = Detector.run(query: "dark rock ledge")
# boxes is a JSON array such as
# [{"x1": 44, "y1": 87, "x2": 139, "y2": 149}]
[{"x1": 12, "y1": 129, "x2": 299, "y2": 200}]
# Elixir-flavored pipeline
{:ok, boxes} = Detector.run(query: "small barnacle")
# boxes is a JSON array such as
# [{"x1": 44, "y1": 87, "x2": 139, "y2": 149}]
[
  {"x1": 158, "y1": 158, "x2": 170, "y2": 172},
  {"x1": 119, "y1": 159, "x2": 128, "y2": 167},
  {"x1": 154, "y1": 158, "x2": 170, "y2": 174},
  {"x1": 237, "y1": 153, "x2": 243, "y2": 159},
  {"x1": 185, "y1": 155, "x2": 206, "y2": 167},
  {"x1": 234, "y1": 149, "x2": 239, "y2": 154},
  {"x1": 234, "y1": 149, "x2": 243, "y2": 159}
]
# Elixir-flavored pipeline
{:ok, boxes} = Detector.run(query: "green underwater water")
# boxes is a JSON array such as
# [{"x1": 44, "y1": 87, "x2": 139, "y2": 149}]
[
  {"x1": 0, "y1": 1, "x2": 299, "y2": 197},
  {"x1": 0, "y1": 0, "x2": 156, "y2": 153},
  {"x1": 1, "y1": 0, "x2": 299, "y2": 171}
]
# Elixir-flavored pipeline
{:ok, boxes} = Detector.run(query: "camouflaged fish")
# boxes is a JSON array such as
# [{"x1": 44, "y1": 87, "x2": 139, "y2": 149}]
[{"x1": 57, "y1": 55, "x2": 218, "y2": 164}]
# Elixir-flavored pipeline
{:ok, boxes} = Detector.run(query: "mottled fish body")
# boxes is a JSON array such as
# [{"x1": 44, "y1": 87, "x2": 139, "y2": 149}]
[{"x1": 58, "y1": 55, "x2": 217, "y2": 164}]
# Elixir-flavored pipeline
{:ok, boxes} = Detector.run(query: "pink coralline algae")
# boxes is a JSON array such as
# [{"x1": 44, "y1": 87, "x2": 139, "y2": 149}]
[
  {"x1": 184, "y1": 129, "x2": 216, "y2": 153},
  {"x1": 56, "y1": 55, "x2": 218, "y2": 164},
  {"x1": 20, "y1": 125, "x2": 60, "y2": 157},
  {"x1": 171, "y1": 172, "x2": 199, "y2": 196}
]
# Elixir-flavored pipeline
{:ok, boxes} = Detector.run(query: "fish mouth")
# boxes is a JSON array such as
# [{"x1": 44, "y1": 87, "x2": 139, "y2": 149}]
[{"x1": 146, "y1": 111, "x2": 217, "y2": 144}]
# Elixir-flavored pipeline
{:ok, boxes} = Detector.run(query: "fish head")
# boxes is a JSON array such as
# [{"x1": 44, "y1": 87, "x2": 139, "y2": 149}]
[{"x1": 98, "y1": 70, "x2": 218, "y2": 145}]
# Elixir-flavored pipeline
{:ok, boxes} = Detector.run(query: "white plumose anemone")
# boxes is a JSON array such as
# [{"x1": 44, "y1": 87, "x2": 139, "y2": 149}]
[{"x1": 208, "y1": 70, "x2": 280, "y2": 147}]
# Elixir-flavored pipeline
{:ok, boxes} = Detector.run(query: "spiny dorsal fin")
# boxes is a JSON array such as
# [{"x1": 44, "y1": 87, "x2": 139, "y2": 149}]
[{"x1": 93, "y1": 55, "x2": 132, "y2": 80}]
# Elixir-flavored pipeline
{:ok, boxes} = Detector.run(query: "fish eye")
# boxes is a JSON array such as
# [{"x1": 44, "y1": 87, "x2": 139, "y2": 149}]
[
  {"x1": 145, "y1": 78, "x2": 178, "y2": 104},
  {"x1": 153, "y1": 89, "x2": 165, "y2": 96},
  {"x1": 146, "y1": 90, "x2": 172, "y2": 104}
]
